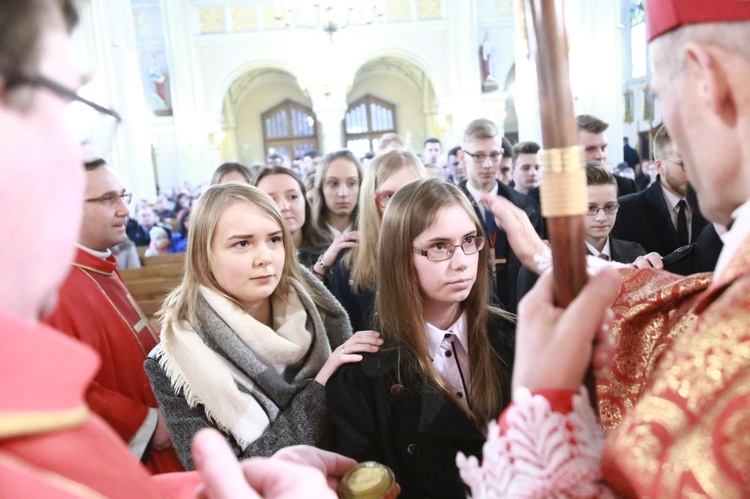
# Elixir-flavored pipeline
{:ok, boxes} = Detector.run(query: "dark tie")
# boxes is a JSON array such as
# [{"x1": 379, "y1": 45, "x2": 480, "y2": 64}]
[
  {"x1": 485, "y1": 209, "x2": 497, "y2": 246},
  {"x1": 677, "y1": 199, "x2": 689, "y2": 246},
  {"x1": 598, "y1": 253, "x2": 610, "y2": 261}
]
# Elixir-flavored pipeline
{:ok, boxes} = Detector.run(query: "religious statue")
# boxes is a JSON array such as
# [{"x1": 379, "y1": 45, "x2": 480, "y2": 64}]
[
  {"x1": 480, "y1": 32, "x2": 499, "y2": 92},
  {"x1": 147, "y1": 55, "x2": 172, "y2": 116}
]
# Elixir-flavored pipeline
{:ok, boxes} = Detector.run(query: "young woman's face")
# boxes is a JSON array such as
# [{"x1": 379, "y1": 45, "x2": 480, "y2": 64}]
[
  {"x1": 322, "y1": 158, "x2": 360, "y2": 219},
  {"x1": 210, "y1": 202, "x2": 285, "y2": 313},
  {"x1": 256, "y1": 174, "x2": 306, "y2": 236},
  {"x1": 412, "y1": 204, "x2": 479, "y2": 311},
  {"x1": 375, "y1": 165, "x2": 421, "y2": 216}
]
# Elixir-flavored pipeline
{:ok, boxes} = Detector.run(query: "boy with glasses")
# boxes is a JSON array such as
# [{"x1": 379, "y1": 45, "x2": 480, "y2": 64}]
[
  {"x1": 457, "y1": 118, "x2": 543, "y2": 313},
  {"x1": 613, "y1": 125, "x2": 708, "y2": 255}
]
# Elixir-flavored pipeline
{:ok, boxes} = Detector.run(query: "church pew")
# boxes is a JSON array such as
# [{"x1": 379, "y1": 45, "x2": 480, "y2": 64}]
[
  {"x1": 120, "y1": 263, "x2": 184, "y2": 282},
  {"x1": 140, "y1": 253, "x2": 185, "y2": 266}
]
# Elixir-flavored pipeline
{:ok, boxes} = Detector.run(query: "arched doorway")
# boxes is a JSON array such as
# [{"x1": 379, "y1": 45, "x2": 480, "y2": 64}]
[
  {"x1": 347, "y1": 56, "x2": 438, "y2": 155},
  {"x1": 222, "y1": 68, "x2": 317, "y2": 165}
]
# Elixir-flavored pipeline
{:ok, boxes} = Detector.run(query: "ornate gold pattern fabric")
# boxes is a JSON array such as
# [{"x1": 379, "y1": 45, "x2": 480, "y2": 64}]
[
  {"x1": 597, "y1": 268, "x2": 712, "y2": 430},
  {"x1": 603, "y1": 236, "x2": 750, "y2": 497}
]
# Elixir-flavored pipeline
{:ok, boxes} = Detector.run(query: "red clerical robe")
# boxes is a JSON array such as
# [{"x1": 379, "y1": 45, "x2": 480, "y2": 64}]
[
  {"x1": 44, "y1": 248, "x2": 182, "y2": 474},
  {"x1": 0, "y1": 311, "x2": 199, "y2": 497},
  {"x1": 598, "y1": 268, "x2": 713, "y2": 430},
  {"x1": 602, "y1": 235, "x2": 750, "y2": 497}
]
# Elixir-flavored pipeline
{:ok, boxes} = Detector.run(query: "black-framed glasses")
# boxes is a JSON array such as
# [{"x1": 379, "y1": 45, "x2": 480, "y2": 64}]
[
  {"x1": 663, "y1": 158, "x2": 685, "y2": 171},
  {"x1": 85, "y1": 192, "x2": 132, "y2": 207},
  {"x1": 413, "y1": 235, "x2": 485, "y2": 262},
  {"x1": 462, "y1": 149, "x2": 502, "y2": 164},
  {"x1": 585, "y1": 202, "x2": 619, "y2": 216},
  {"x1": 6, "y1": 73, "x2": 121, "y2": 122}
]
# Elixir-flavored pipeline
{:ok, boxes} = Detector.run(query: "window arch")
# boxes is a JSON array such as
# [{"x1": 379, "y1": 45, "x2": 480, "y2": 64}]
[
  {"x1": 261, "y1": 99, "x2": 319, "y2": 161},
  {"x1": 342, "y1": 95, "x2": 397, "y2": 157}
]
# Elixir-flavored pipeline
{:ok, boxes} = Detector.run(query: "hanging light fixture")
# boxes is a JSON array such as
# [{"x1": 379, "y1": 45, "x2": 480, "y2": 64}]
[{"x1": 273, "y1": 1, "x2": 385, "y2": 38}]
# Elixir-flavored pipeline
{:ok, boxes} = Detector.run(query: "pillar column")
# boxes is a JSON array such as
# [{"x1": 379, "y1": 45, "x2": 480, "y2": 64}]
[{"x1": 80, "y1": 0, "x2": 157, "y2": 201}]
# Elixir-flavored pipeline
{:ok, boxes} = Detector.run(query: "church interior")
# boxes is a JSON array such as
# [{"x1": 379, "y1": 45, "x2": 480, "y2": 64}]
[{"x1": 72, "y1": 0, "x2": 656, "y2": 201}]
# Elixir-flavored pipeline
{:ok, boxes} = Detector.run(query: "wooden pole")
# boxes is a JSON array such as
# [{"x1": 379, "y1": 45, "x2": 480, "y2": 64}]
[{"x1": 521, "y1": 0, "x2": 588, "y2": 306}]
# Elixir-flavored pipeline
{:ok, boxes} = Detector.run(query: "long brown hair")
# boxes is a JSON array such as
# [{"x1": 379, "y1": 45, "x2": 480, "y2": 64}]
[
  {"x1": 376, "y1": 177, "x2": 512, "y2": 424},
  {"x1": 253, "y1": 165, "x2": 329, "y2": 251},
  {"x1": 158, "y1": 183, "x2": 329, "y2": 329},
  {"x1": 346, "y1": 149, "x2": 426, "y2": 292},
  {"x1": 312, "y1": 150, "x2": 363, "y2": 243}
]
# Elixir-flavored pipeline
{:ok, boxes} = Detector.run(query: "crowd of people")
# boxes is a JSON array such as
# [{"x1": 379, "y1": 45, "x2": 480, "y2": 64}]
[{"x1": 4, "y1": 0, "x2": 750, "y2": 497}]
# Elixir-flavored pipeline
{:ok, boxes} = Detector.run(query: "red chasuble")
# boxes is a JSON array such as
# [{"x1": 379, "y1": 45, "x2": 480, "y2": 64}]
[
  {"x1": 598, "y1": 267, "x2": 713, "y2": 430},
  {"x1": 602, "y1": 235, "x2": 750, "y2": 497},
  {"x1": 0, "y1": 312, "x2": 199, "y2": 497},
  {"x1": 44, "y1": 248, "x2": 182, "y2": 474}
]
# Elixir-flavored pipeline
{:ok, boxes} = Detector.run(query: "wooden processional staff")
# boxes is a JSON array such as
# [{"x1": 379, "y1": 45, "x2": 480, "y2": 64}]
[
  {"x1": 519, "y1": 0, "x2": 597, "y2": 407},
  {"x1": 519, "y1": 0, "x2": 588, "y2": 304}
]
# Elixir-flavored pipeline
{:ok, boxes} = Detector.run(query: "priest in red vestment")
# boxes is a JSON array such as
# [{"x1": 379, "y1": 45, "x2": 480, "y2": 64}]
[{"x1": 44, "y1": 159, "x2": 183, "y2": 474}]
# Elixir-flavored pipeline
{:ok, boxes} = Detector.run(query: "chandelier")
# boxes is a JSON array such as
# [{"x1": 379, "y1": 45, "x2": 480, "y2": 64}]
[{"x1": 273, "y1": 1, "x2": 385, "y2": 37}]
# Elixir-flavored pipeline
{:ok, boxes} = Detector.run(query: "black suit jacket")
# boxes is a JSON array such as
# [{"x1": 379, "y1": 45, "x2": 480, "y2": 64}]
[
  {"x1": 614, "y1": 173, "x2": 639, "y2": 196},
  {"x1": 662, "y1": 223, "x2": 723, "y2": 276},
  {"x1": 516, "y1": 236, "x2": 647, "y2": 301},
  {"x1": 612, "y1": 176, "x2": 708, "y2": 256},
  {"x1": 326, "y1": 313, "x2": 515, "y2": 499},
  {"x1": 458, "y1": 180, "x2": 543, "y2": 313},
  {"x1": 623, "y1": 144, "x2": 640, "y2": 170}
]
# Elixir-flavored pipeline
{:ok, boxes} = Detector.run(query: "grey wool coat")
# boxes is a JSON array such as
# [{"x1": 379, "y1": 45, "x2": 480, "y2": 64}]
[{"x1": 145, "y1": 267, "x2": 351, "y2": 470}]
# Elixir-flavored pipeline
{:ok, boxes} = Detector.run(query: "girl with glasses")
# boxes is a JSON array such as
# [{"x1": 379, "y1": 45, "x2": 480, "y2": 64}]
[
  {"x1": 326, "y1": 177, "x2": 516, "y2": 498},
  {"x1": 327, "y1": 149, "x2": 427, "y2": 333},
  {"x1": 145, "y1": 183, "x2": 381, "y2": 470}
]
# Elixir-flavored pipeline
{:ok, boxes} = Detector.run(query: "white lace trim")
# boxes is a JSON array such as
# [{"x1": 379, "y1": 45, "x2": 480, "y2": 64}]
[{"x1": 457, "y1": 386, "x2": 614, "y2": 498}]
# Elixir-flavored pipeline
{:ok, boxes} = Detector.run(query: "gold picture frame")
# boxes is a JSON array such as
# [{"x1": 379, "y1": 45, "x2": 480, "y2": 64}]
[
  {"x1": 624, "y1": 89, "x2": 634, "y2": 123},
  {"x1": 642, "y1": 85, "x2": 654, "y2": 123}
]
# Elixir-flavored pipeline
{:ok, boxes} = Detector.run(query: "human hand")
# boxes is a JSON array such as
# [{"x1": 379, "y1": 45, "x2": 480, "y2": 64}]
[
  {"x1": 322, "y1": 231, "x2": 359, "y2": 268},
  {"x1": 151, "y1": 409, "x2": 173, "y2": 452},
  {"x1": 270, "y1": 445, "x2": 357, "y2": 490},
  {"x1": 479, "y1": 193, "x2": 549, "y2": 271},
  {"x1": 512, "y1": 268, "x2": 620, "y2": 394},
  {"x1": 632, "y1": 252, "x2": 664, "y2": 269},
  {"x1": 314, "y1": 330, "x2": 383, "y2": 385},
  {"x1": 193, "y1": 429, "x2": 339, "y2": 499}
]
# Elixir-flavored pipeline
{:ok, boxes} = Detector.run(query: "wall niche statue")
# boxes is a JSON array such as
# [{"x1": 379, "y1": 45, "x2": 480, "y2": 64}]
[{"x1": 480, "y1": 32, "x2": 499, "y2": 93}]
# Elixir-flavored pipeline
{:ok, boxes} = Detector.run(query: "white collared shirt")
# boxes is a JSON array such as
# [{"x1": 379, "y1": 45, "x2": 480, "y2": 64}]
[
  {"x1": 327, "y1": 224, "x2": 352, "y2": 239},
  {"x1": 584, "y1": 238, "x2": 611, "y2": 261},
  {"x1": 715, "y1": 199, "x2": 750, "y2": 280},
  {"x1": 425, "y1": 312, "x2": 471, "y2": 412},
  {"x1": 661, "y1": 184, "x2": 692, "y2": 241},
  {"x1": 465, "y1": 181, "x2": 499, "y2": 221},
  {"x1": 76, "y1": 242, "x2": 112, "y2": 260}
]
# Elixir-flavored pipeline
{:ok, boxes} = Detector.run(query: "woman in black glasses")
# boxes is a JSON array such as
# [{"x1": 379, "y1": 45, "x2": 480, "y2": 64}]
[{"x1": 325, "y1": 177, "x2": 516, "y2": 498}]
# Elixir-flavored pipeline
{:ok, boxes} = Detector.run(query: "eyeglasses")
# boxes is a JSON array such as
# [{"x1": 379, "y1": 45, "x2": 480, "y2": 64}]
[
  {"x1": 413, "y1": 235, "x2": 485, "y2": 262},
  {"x1": 85, "y1": 192, "x2": 132, "y2": 207},
  {"x1": 375, "y1": 191, "x2": 395, "y2": 209},
  {"x1": 663, "y1": 158, "x2": 685, "y2": 171},
  {"x1": 4, "y1": 72, "x2": 122, "y2": 158},
  {"x1": 5, "y1": 73, "x2": 121, "y2": 122},
  {"x1": 462, "y1": 150, "x2": 503, "y2": 164},
  {"x1": 585, "y1": 202, "x2": 619, "y2": 216}
]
